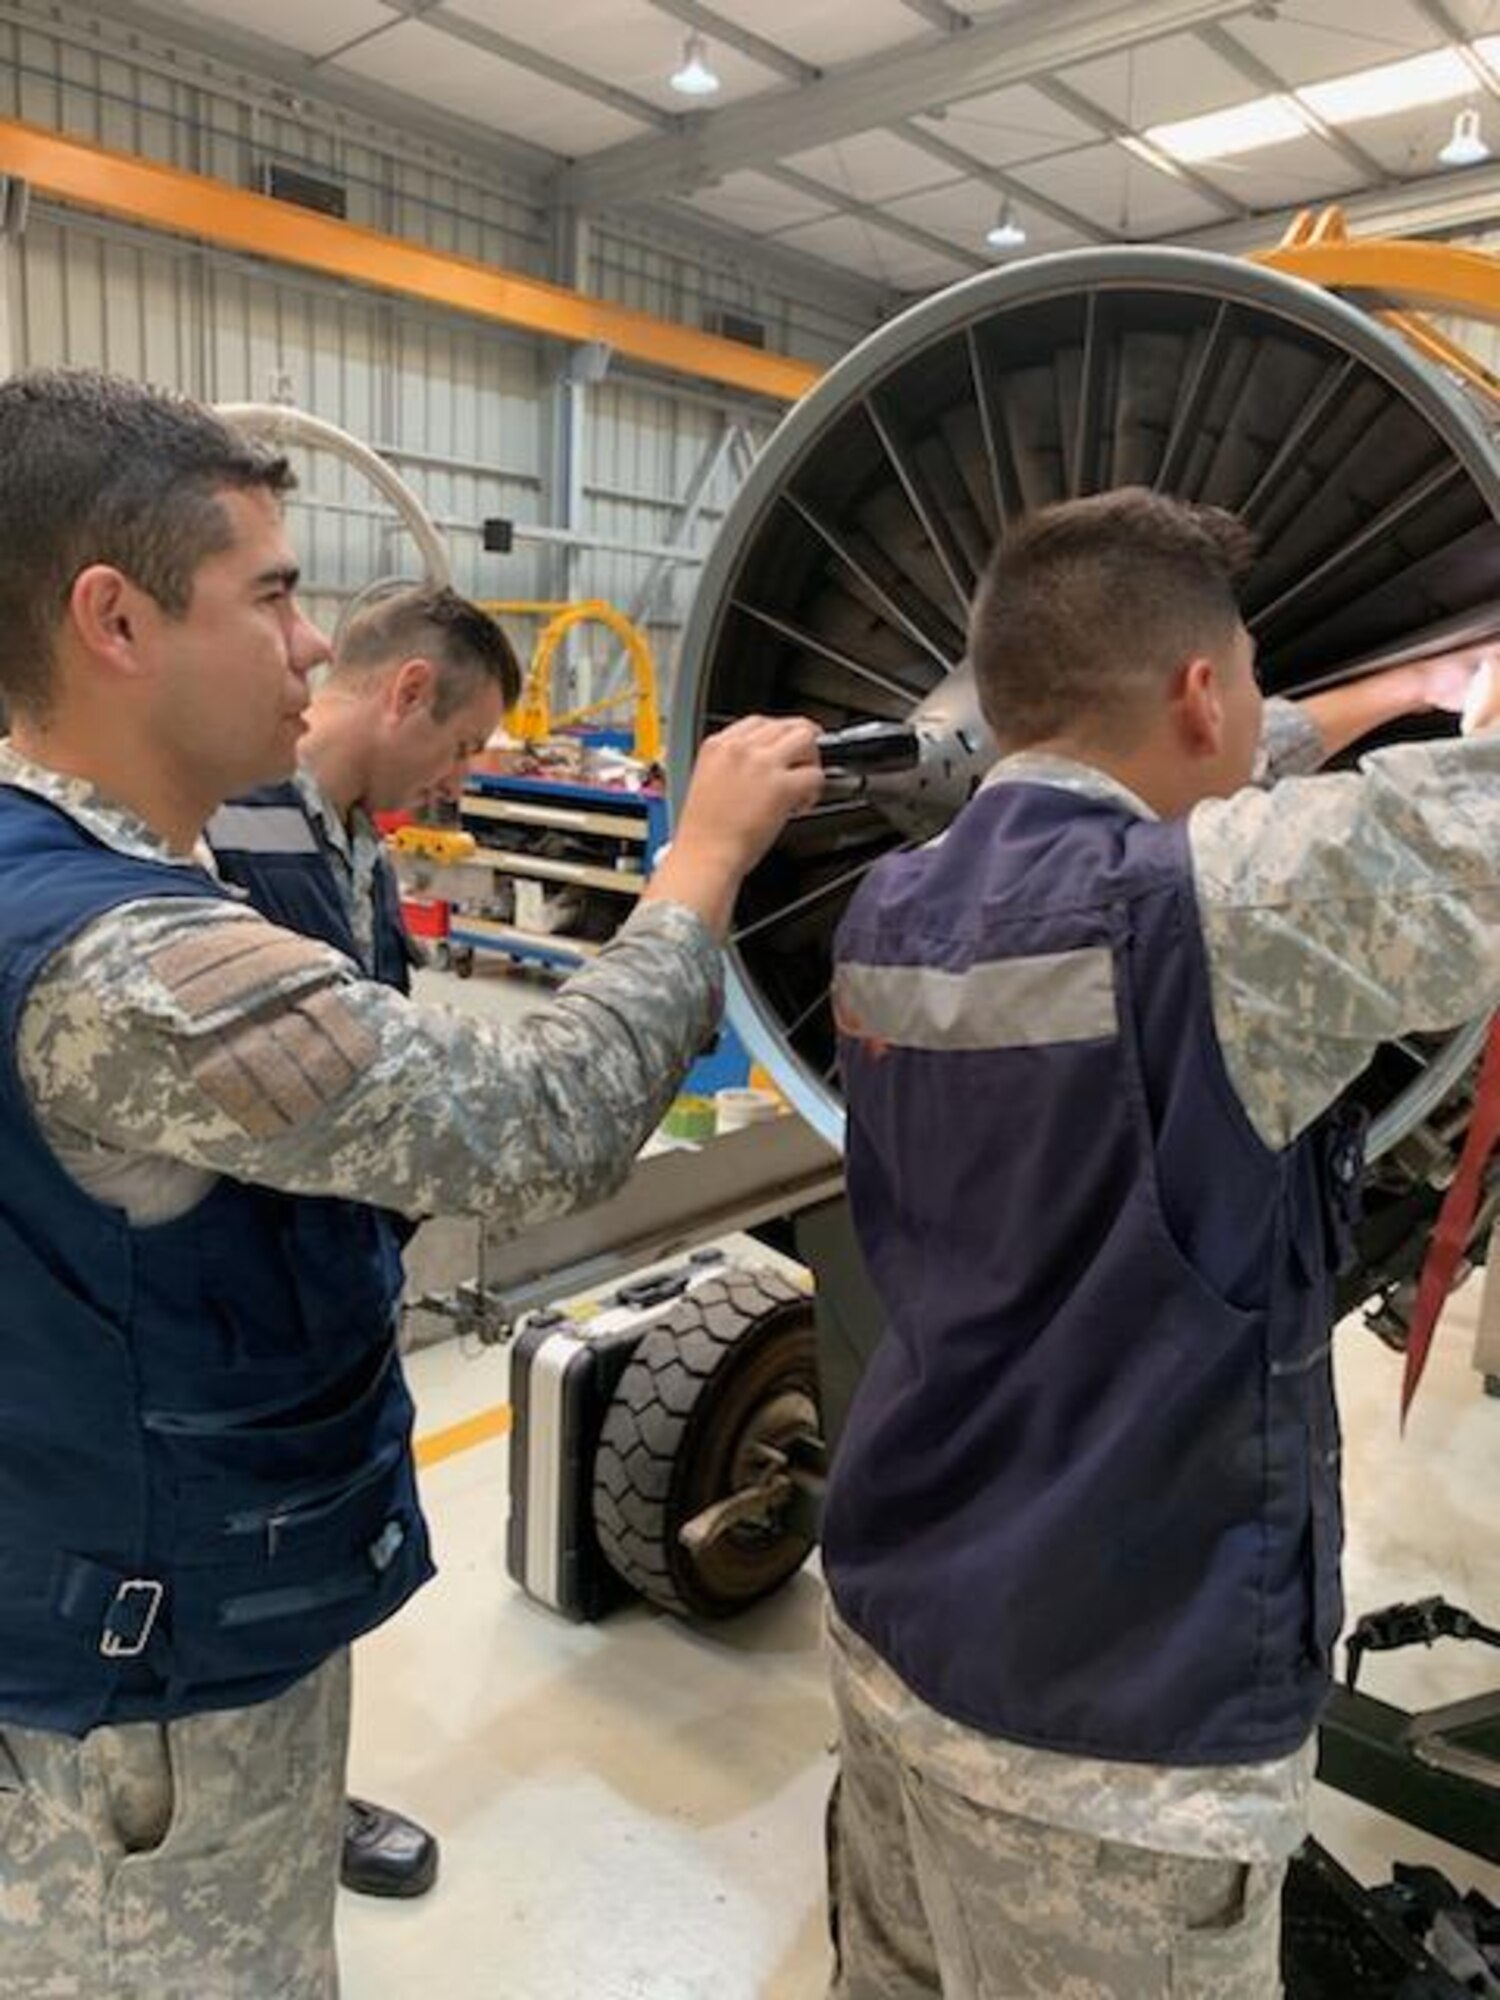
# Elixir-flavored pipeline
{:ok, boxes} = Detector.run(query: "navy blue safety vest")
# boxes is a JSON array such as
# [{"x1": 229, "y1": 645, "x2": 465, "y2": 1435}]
[
  {"x1": 207, "y1": 781, "x2": 417, "y2": 994},
  {"x1": 0, "y1": 786, "x2": 433, "y2": 1736},
  {"x1": 823, "y1": 779, "x2": 1363, "y2": 1767}
]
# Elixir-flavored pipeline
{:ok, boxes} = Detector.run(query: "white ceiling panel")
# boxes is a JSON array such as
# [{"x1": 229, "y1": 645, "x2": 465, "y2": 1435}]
[
  {"x1": 772, "y1": 211, "x2": 972, "y2": 290},
  {"x1": 337, "y1": 21, "x2": 647, "y2": 153},
  {"x1": 706, "y1": 0, "x2": 922, "y2": 69},
  {"x1": 1007, "y1": 143, "x2": 1226, "y2": 235},
  {"x1": 679, "y1": 171, "x2": 839, "y2": 236},
  {"x1": 1226, "y1": 0, "x2": 1446, "y2": 89},
  {"x1": 913, "y1": 82, "x2": 1098, "y2": 168},
  {"x1": 78, "y1": 0, "x2": 1500, "y2": 300},
  {"x1": 1172, "y1": 132, "x2": 1368, "y2": 212},
  {"x1": 169, "y1": 0, "x2": 392, "y2": 61},
  {"x1": 886, "y1": 177, "x2": 1093, "y2": 257},
  {"x1": 781, "y1": 128, "x2": 963, "y2": 203},
  {"x1": 1059, "y1": 34, "x2": 1262, "y2": 128},
  {"x1": 438, "y1": 0, "x2": 788, "y2": 107}
]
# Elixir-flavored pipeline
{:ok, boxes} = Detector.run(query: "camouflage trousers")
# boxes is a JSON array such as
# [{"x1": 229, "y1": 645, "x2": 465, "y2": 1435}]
[
  {"x1": 827, "y1": 1640, "x2": 1285, "y2": 2000},
  {"x1": 0, "y1": 1649, "x2": 350, "y2": 2000}
]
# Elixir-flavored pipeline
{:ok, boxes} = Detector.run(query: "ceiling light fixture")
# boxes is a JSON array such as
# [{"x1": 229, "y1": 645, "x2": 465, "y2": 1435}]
[
  {"x1": 985, "y1": 199, "x2": 1027, "y2": 252},
  {"x1": 1439, "y1": 106, "x2": 1490, "y2": 167},
  {"x1": 670, "y1": 32, "x2": 721, "y2": 98}
]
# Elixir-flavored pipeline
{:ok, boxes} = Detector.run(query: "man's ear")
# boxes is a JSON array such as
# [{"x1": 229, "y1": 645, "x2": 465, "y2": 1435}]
[
  {"x1": 1174, "y1": 655, "x2": 1224, "y2": 757},
  {"x1": 390, "y1": 656, "x2": 436, "y2": 719},
  {"x1": 68, "y1": 566, "x2": 151, "y2": 676}
]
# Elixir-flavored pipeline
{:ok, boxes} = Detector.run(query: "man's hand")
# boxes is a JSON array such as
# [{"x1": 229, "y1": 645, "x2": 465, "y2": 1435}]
[
  {"x1": 1406, "y1": 648, "x2": 1490, "y2": 716},
  {"x1": 1461, "y1": 656, "x2": 1500, "y2": 736},
  {"x1": 644, "y1": 716, "x2": 824, "y2": 938},
  {"x1": 1298, "y1": 646, "x2": 1496, "y2": 758}
]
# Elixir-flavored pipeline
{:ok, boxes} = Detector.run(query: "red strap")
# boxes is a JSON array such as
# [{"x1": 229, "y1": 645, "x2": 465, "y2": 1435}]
[{"x1": 1401, "y1": 1013, "x2": 1500, "y2": 1428}]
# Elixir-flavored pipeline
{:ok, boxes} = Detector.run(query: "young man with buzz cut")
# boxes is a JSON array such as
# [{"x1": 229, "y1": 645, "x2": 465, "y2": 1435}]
[
  {"x1": 0, "y1": 366, "x2": 823, "y2": 1999},
  {"x1": 823, "y1": 486, "x2": 1500, "y2": 2000}
]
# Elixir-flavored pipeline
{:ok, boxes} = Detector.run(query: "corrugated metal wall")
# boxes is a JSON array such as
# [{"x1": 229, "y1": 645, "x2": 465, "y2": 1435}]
[
  {"x1": 12, "y1": 205, "x2": 553, "y2": 634},
  {"x1": 0, "y1": 0, "x2": 880, "y2": 705}
]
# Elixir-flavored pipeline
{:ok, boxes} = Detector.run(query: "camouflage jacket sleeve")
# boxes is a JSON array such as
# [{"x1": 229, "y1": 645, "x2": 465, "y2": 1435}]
[
  {"x1": 19, "y1": 896, "x2": 722, "y2": 1231},
  {"x1": 1254, "y1": 696, "x2": 1325, "y2": 784},
  {"x1": 1189, "y1": 734, "x2": 1500, "y2": 1150}
]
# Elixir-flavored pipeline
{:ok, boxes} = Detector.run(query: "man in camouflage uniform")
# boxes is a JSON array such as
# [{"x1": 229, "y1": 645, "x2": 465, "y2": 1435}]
[
  {"x1": 211, "y1": 579, "x2": 519, "y2": 1004},
  {"x1": 0, "y1": 368, "x2": 823, "y2": 1999},
  {"x1": 822, "y1": 488, "x2": 1500, "y2": 1999},
  {"x1": 206, "y1": 581, "x2": 522, "y2": 1899}
]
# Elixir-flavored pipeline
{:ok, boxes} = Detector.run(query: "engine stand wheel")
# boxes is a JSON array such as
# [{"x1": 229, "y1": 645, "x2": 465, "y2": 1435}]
[{"x1": 592, "y1": 1268, "x2": 820, "y2": 1620}]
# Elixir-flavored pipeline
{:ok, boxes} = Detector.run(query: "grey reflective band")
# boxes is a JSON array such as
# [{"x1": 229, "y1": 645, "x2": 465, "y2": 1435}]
[
  {"x1": 834, "y1": 946, "x2": 1118, "y2": 1052},
  {"x1": 206, "y1": 805, "x2": 320, "y2": 855}
]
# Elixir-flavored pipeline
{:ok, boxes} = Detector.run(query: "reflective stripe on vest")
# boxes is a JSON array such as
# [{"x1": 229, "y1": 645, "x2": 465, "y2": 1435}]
[
  {"x1": 205, "y1": 802, "x2": 320, "y2": 855},
  {"x1": 833, "y1": 946, "x2": 1117, "y2": 1051}
]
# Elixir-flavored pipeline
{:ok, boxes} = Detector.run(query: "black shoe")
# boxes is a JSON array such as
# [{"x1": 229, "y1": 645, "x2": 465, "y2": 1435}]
[{"x1": 340, "y1": 1796, "x2": 439, "y2": 1899}]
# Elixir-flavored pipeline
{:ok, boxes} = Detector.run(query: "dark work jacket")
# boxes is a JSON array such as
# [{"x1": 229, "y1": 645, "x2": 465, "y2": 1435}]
[
  {"x1": 0, "y1": 785, "x2": 432, "y2": 1735},
  {"x1": 823, "y1": 779, "x2": 1362, "y2": 1766},
  {"x1": 207, "y1": 780, "x2": 416, "y2": 994}
]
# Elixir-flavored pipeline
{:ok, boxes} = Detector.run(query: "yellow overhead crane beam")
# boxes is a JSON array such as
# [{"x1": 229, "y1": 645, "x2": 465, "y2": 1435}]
[
  {"x1": 0, "y1": 116, "x2": 823, "y2": 405},
  {"x1": 9, "y1": 116, "x2": 1500, "y2": 423}
]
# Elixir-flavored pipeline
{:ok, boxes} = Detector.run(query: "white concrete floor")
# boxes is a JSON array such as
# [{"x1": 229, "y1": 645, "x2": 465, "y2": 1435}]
[{"x1": 338, "y1": 960, "x2": 1500, "y2": 1998}]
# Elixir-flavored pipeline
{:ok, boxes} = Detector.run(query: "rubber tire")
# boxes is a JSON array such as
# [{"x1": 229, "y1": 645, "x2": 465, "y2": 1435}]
[{"x1": 592, "y1": 1269, "x2": 819, "y2": 1620}]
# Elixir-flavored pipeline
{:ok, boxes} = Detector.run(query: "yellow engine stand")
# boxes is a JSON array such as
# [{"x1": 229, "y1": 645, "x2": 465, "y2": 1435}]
[
  {"x1": 484, "y1": 599, "x2": 664, "y2": 766},
  {"x1": 389, "y1": 825, "x2": 476, "y2": 865}
]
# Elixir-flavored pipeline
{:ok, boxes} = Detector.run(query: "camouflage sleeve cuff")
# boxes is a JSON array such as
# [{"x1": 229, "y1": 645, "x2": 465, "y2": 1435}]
[
  {"x1": 605, "y1": 898, "x2": 722, "y2": 988},
  {"x1": 1254, "y1": 698, "x2": 1327, "y2": 785}
]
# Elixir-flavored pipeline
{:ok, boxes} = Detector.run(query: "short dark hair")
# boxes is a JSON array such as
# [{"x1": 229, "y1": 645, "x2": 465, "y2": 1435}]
[
  {"x1": 0, "y1": 368, "x2": 294, "y2": 720},
  {"x1": 969, "y1": 488, "x2": 1256, "y2": 749},
  {"x1": 334, "y1": 582, "x2": 521, "y2": 718}
]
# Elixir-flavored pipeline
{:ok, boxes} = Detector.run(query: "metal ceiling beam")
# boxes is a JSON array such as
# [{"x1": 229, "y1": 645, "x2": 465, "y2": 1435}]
[
  {"x1": 898, "y1": 0, "x2": 974, "y2": 29},
  {"x1": 624, "y1": 200, "x2": 895, "y2": 321},
  {"x1": 1196, "y1": 21, "x2": 1392, "y2": 186},
  {"x1": 1185, "y1": 157, "x2": 1500, "y2": 252},
  {"x1": 384, "y1": 2, "x2": 675, "y2": 130},
  {"x1": 1410, "y1": 0, "x2": 1500, "y2": 114},
  {"x1": 563, "y1": 0, "x2": 1257, "y2": 208},
  {"x1": 79, "y1": 0, "x2": 557, "y2": 181},
  {"x1": 764, "y1": 163, "x2": 989, "y2": 274},
  {"x1": 309, "y1": 19, "x2": 408, "y2": 69},
  {"x1": 893, "y1": 117, "x2": 1112, "y2": 241},
  {"x1": 645, "y1": 0, "x2": 820, "y2": 86},
  {"x1": 1033, "y1": 74, "x2": 1252, "y2": 220}
]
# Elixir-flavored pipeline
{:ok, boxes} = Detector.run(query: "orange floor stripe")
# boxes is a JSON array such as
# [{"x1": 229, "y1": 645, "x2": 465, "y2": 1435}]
[{"x1": 414, "y1": 1402, "x2": 512, "y2": 1470}]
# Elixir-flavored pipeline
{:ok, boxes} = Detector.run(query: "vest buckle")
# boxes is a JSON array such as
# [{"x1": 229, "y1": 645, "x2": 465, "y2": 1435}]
[{"x1": 99, "y1": 1578, "x2": 164, "y2": 1659}]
